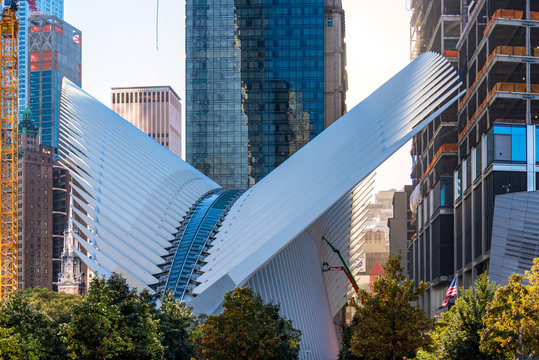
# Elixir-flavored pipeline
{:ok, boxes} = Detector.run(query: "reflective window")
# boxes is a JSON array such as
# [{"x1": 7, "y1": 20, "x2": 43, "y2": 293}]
[
  {"x1": 493, "y1": 125, "x2": 526, "y2": 163},
  {"x1": 186, "y1": 0, "x2": 325, "y2": 188},
  {"x1": 536, "y1": 126, "x2": 539, "y2": 163},
  {"x1": 164, "y1": 189, "x2": 244, "y2": 300}
]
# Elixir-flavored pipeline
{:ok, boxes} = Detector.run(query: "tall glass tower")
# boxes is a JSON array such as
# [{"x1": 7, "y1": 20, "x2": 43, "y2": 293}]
[
  {"x1": 28, "y1": 15, "x2": 81, "y2": 148},
  {"x1": 2, "y1": 0, "x2": 64, "y2": 119},
  {"x1": 186, "y1": 0, "x2": 327, "y2": 188}
]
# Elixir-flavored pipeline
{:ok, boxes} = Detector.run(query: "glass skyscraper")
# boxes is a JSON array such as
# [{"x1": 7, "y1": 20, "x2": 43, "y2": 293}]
[
  {"x1": 186, "y1": 0, "x2": 327, "y2": 188},
  {"x1": 28, "y1": 15, "x2": 81, "y2": 148},
  {"x1": 3, "y1": 0, "x2": 64, "y2": 119}
]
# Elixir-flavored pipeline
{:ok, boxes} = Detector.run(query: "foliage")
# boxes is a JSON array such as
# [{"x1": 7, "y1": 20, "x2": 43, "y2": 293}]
[
  {"x1": 425, "y1": 273, "x2": 496, "y2": 360},
  {"x1": 20, "y1": 287, "x2": 83, "y2": 324},
  {"x1": 480, "y1": 258, "x2": 539, "y2": 359},
  {"x1": 63, "y1": 273, "x2": 164, "y2": 360},
  {"x1": 156, "y1": 291, "x2": 198, "y2": 360},
  {"x1": 0, "y1": 326, "x2": 24, "y2": 359},
  {"x1": 195, "y1": 286, "x2": 301, "y2": 360},
  {"x1": 0, "y1": 291, "x2": 65, "y2": 359},
  {"x1": 338, "y1": 316, "x2": 362, "y2": 360},
  {"x1": 342, "y1": 254, "x2": 434, "y2": 360}
]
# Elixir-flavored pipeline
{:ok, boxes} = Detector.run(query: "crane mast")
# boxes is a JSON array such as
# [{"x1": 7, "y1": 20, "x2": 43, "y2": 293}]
[{"x1": 0, "y1": 2, "x2": 18, "y2": 299}]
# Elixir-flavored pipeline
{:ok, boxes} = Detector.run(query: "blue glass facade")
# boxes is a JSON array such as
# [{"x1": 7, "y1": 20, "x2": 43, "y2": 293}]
[
  {"x1": 3, "y1": 0, "x2": 63, "y2": 119},
  {"x1": 186, "y1": 0, "x2": 325, "y2": 188},
  {"x1": 28, "y1": 16, "x2": 81, "y2": 148},
  {"x1": 164, "y1": 189, "x2": 243, "y2": 299}
]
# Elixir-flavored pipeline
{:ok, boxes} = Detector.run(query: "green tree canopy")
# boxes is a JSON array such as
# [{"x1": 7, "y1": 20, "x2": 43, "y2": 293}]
[
  {"x1": 195, "y1": 286, "x2": 301, "y2": 360},
  {"x1": 0, "y1": 290, "x2": 66, "y2": 359},
  {"x1": 342, "y1": 254, "x2": 433, "y2": 360},
  {"x1": 480, "y1": 258, "x2": 539, "y2": 359},
  {"x1": 20, "y1": 287, "x2": 83, "y2": 324},
  {"x1": 63, "y1": 273, "x2": 164, "y2": 360},
  {"x1": 156, "y1": 291, "x2": 198, "y2": 360},
  {"x1": 427, "y1": 273, "x2": 496, "y2": 360}
]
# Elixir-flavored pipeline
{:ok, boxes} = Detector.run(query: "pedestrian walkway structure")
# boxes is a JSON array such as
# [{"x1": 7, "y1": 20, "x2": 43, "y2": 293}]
[{"x1": 58, "y1": 52, "x2": 462, "y2": 359}]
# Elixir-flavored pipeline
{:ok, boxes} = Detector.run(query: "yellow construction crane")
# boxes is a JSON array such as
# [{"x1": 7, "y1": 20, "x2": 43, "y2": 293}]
[{"x1": 0, "y1": 1, "x2": 19, "y2": 299}]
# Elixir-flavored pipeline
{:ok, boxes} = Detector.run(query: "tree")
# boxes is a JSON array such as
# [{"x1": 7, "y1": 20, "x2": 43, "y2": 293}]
[
  {"x1": 156, "y1": 291, "x2": 197, "y2": 360},
  {"x1": 338, "y1": 316, "x2": 362, "y2": 360},
  {"x1": 480, "y1": 258, "x2": 539, "y2": 359},
  {"x1": 344, "y1": 254, "x2": 433, "y2": 360},
  {"x1": 195, "y1": 286, "x2": 301, "y2": 360},
  {"x1": 21, "y1": 287, "x2": 83, "y2": 324},
  {"x1": 63, "y1": 273, "x2": 164, "y2": 360},
  {"x1": 0, "y1": 291, "x2": 64, "y2": 359},
  {"x1": 522, "y1": 258, "x2": 539, "y2": 354},
  {"x1": 427, "y1": 273, "x2": 496, "y2": 360},
  {"x1": 0, "y1": 327, "x2": 24, "y2": 359}
]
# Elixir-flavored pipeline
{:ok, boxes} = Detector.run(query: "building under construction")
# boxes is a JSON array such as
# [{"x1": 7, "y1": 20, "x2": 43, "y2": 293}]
[
  {"x1": 455, "y1": 0, "x2": 539, "y2": 288},
  {"x1": 407, "y1": 0, "x2": 463, "y2": 316},
  {"x1": 408, "y1": 0, "x2": 539, "y2": 316}
]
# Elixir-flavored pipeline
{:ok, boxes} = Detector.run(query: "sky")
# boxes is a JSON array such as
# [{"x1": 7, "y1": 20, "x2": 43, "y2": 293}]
[{"x1": 64, "y1": 0, "x2": 413, "y2": 194}]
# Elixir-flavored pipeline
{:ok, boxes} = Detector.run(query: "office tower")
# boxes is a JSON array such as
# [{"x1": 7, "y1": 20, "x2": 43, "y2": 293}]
[
  {"x1": 18, "y1": 116, "x2": 54, "y2": 290},
  {"x1": 28, "y1": 15, "x2": 81, "y2": 148},
  {"x1": 186, "y1": 0, "x2": 345, "y2": 188},
  {"x1": 454, "y1": 0, "x2": 539, "y2": 287},
  {"x1": 111, "y1": 86, "x2": 183, "y2": 159},
  {"x1": 388, "y1": 185, "x2": 414, "y2": 274},
  {"x1": 17, "y1": 110, "x2": 69, "y2": 291},
  {"x1": 407, "y1": 0, "x2": 463, "y2": 316},
  {"x1": 324, "y1": 0, "x2": 347, "y2": 128},
  {"x1": 359, "y1": 190, "x2": 395, "y2": 275},
  {"x1": 2, "y1": 0, "x2": 64, "y2": 118},
  {"x1": 408, "y1": 0, "x2": 539, "y2": 316}
]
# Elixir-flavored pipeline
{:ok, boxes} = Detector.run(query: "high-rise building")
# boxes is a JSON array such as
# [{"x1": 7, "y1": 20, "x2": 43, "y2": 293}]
[
  {"x1": 324, "y1": 0, "x2": 347, "y2": 128},
  {"x1": 407, "y1": 0, "x2": 463, "y2": 316},
  {"x1": 17, "y1": 110, "x2": 69, "y2": 291},
  {"x1": 454, "y1": 0, "x2": 539, "y2": 287},
  {"x1": 111, "y1": 86, "x2": 183, "y2": 159},
  {"x1": 388, "y1": 185, "x2": 414, "y2": 274},
  {"x1": 358, "y1": 190, "x2": 395, "y2": 277},
  {"x1": 18, "y1": 116, "x2": 54, "y2": 290},
  {"x1": 28, "y1": 15, "x2": 81, "y2": 148},
  {"x1": 408, "y1": 0, "x2": 539, "y2": 316},
  {"x1": 186, "y1": 0, "x2": 345, "y2": 188},
  {"x1": 2, "y1": 0, "x2": 64, "y2": 118}
]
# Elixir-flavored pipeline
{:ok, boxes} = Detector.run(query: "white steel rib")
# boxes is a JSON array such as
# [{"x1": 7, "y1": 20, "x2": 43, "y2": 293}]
[
  {"x1": 58, "y1": 52, "x2": 463, "y2": 360},
  {"x1": 192, "y1": 52, "x2": 463, "y2": 300},
  {"x1": 58, "y1": 82, "x2": 220, "y2": 291}
]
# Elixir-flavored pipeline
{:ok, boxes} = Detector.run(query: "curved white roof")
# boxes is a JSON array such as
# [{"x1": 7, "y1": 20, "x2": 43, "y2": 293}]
[
  {"x1": 58, "y1": 52, "x2": 462, "y2": 359},
  {"x1": 58, "y1": 81, "x2": 220, "y2": 292},
  {"x1": 192, "y1": 52, "x2": 463, "y2": 310}
]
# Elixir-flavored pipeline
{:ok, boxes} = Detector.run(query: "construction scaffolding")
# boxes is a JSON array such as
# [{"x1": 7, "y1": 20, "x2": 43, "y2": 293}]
[{"x1": 0, "y1": 3, "x2": 19, "y2": 299}]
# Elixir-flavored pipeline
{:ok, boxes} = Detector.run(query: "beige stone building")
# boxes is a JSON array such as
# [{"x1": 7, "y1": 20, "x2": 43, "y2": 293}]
[{"x1": 111, "y1": 86, "x2": 183, "y2": 159}]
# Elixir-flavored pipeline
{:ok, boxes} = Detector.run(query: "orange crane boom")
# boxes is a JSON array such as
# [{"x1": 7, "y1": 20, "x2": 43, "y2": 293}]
[{"x1": 0, "y1": 1, "x2": 19, "y2": 299}]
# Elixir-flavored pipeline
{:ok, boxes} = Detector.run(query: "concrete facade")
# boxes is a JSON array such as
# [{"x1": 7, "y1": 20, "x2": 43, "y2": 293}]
[
  {"x1": 407, "y1": 0, "x2": 463, "y2": 317},
  {"x1": 18, "y1": 119, "x2": 54, "y2": 290},
  {"x1": 324, "y1": 0, "x2": 347, "y2": 128},
  {"x1": 388, "y1": 185, "x2": 414, "y2": 274}
]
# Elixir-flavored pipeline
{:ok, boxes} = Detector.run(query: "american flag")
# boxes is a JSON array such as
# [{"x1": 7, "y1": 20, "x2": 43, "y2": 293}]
[{"x1": 442, "y1": 277, "x2": 458, "y2": 307}]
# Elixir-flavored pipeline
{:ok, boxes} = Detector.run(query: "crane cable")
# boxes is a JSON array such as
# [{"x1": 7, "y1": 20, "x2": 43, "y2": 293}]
[{"x1": 156, "y1": 0, "x2": 159, "y2": 51}]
